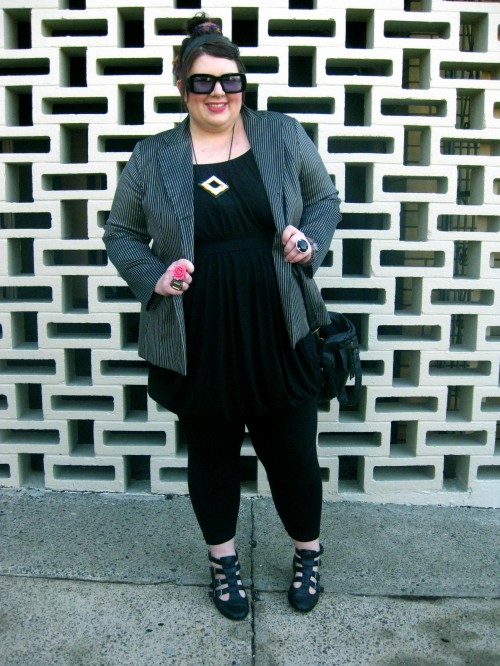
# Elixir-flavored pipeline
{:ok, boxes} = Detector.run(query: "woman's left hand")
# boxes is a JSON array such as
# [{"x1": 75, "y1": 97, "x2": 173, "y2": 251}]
[{"x1": 282, "y1": 225, "x2": 312, "y2": 264}]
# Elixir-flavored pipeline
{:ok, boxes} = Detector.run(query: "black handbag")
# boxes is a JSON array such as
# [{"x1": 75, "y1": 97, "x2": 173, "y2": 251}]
[{"x1": 296, "y1": 267, "x2": 362, "y2": 406}]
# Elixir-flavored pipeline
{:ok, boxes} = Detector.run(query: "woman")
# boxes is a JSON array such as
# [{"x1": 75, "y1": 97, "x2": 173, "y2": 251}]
[{"x1": 103, "y1": 13, "x2": 341, "y2": 621}]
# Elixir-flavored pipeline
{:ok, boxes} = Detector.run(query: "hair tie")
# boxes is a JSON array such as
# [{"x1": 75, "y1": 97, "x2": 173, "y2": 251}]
[{"x1": 192, "y1": 21, "x2": 222, "y2": 37}]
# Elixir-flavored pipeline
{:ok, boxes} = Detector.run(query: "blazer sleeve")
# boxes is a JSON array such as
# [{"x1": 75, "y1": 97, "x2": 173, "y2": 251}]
[
  {"x1": 103, "y1": 143, "x2": 166, "y2": 306},
  {"x1": 293, "y1": 120, "x2": 342, "y2": 275}
]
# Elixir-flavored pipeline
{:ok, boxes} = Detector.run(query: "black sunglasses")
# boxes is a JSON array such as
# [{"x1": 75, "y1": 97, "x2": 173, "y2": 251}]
[{"x1": 187, "y1": 73, "x2": 247, "y2": 94}]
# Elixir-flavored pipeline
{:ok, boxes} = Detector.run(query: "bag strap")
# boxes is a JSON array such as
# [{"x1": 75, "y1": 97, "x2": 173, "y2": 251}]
[{"x1": 337, "y1": 335, "x2": 363, "y2": 407}]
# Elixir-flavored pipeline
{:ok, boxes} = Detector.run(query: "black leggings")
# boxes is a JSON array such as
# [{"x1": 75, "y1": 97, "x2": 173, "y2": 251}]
[{"x1": 178, "y1": 398, "x2": 322, "y2": 545}]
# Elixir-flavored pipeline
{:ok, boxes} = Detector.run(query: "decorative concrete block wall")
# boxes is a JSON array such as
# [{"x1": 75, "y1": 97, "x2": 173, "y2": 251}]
[{"x1": 0, "y1": 0, "x2": 499, "y2": 506}]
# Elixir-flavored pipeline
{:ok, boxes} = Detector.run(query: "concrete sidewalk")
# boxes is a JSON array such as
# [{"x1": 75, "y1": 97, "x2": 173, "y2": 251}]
[{"x1": 0, "y1": 489, "x2": 499, "y2": 666}]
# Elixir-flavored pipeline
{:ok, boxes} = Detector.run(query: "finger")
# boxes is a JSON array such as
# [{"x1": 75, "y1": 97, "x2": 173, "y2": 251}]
[
  {"x1": 177, "y1": 259, "x2": 195, "y2": 274},
  {"x1": 168, "y1": 279, "x2": 188, "y2": 295},
  {"x1": 281, "y1": 225, "x2": 298, "y2": 245}
]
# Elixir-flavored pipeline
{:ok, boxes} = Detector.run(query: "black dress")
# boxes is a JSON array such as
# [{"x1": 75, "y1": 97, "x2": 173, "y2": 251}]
[{"x1": 148, "y1": 149, "x2": 321, "y2": 420}]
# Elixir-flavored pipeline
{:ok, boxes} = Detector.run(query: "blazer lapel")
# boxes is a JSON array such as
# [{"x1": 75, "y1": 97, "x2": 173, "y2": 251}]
[
  {"x1": 243, "y1": 108, "x2": 285, "y2": 231},
  {"x1": 157, "y1": 121, "x2": 195, "y2": 262}
]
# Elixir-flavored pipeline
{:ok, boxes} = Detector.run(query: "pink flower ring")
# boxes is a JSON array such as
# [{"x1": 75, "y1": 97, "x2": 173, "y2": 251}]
[{"x1": 172, "y1": 265, "x2": 187, "y2": 280}]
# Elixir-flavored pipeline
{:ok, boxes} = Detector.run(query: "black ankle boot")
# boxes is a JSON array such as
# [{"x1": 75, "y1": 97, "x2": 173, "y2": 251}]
[
  {"x1": 287, "y1": 544, "x2": 324, "y2": 613},
  {"x1": 208, "y1": 552, "x2": 249, "y2": 621}
]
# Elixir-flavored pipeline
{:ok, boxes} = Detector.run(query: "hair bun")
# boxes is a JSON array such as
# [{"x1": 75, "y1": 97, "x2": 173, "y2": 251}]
[{"x1": 186, "y1": 13, "x2": 222, "y2": 38}]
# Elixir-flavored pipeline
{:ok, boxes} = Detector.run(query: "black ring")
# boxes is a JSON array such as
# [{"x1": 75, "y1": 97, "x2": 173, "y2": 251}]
[{"x1": 296, "y1": 238, "x2": 309, "y2": 253}]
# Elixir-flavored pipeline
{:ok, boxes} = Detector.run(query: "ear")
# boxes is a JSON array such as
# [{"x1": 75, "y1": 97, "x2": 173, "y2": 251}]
[{"x1": 176, "y1": 80, "x2": 187, "y2": 103}]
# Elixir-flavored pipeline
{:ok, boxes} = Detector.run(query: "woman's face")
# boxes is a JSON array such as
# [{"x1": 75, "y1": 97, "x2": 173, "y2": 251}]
[{"x1": 180, "y1": 53, "x2": 243, "y2": 134}]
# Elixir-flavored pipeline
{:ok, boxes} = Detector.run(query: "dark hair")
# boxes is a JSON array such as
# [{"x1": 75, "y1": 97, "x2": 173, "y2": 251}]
[{"x1": 173, "y1": 12, "x2": 245, "y2": 87}]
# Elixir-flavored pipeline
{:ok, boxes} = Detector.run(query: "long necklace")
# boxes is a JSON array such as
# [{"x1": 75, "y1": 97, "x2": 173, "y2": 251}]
[{"x1": 191, "y1": 123, "x2": 235, "y2": 198}]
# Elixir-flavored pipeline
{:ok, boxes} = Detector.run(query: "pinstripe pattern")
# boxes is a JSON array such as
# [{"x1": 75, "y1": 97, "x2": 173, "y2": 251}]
[{"x1": 103, "y1": 107, "x2": 341, "y2": 374}]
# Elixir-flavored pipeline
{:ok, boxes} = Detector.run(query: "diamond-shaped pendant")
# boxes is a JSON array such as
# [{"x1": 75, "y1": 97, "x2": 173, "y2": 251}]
[{"x1": 199, "y1": 175, "x2": 230, "y2": 198}]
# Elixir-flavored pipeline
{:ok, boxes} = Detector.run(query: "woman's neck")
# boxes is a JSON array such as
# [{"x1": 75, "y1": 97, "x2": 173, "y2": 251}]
[{"x1": 190, "y1": 117, "x2": 250, "y2": 164}]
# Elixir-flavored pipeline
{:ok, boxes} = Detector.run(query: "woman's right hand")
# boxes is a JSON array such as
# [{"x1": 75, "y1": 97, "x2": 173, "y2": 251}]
[{"x1": 154, "y1": 259, "x2": 195, "y2": 296}]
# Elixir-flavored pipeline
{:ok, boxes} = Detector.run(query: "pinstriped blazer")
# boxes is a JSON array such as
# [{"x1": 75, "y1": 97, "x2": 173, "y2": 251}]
[{"x1": 103, "y1": 106, "x2": 342, "y2": 374}]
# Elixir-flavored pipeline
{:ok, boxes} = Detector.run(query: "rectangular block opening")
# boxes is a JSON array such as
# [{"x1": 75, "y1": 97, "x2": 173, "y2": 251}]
[
  {"x1": 338, "y1": 456, "x2": 362, "y2": 492},
  {"x1": 20, "y1": 453, "x2": 45, "y2": 488},
  {"x1": 11, "y1": 311, "x2": 38, "y2": 348},
  {"x1": 477, "y1": 465, "x2": 500, "y2": 481},
  {"x1": 269, "y1": 19, "x2": 334, "y2": 38},
  {"x1": 43, "y1": 249, "x2": 107, "y2": 266},
  {"x1": 61, "y1": 200, "x2": 88, "y2": 239},
  {"x1": 381, "y1": 98, "x2": 446, "y2": 117},
  {"x1": 0, "y1": 286, "x2": 52, "y2": 303},
  {"x1": 329, "y1": 137, "x2": 393, "y2": 154},
  {"x1": 43, "y1": 97, "x2": 108, "y2": 115},
  {"x1": 120, "y1": 86, "x2": 144, "y2": 125},
  {"x1": 0, "y1": 358, "x2": 56, "y2": 376},
  {"x1": 318, "y1": 431, "x2": 382, "y2": 450},
  {"x1": 321, "y1": 287, "x2": 385, "y2": 304},
  {"x1": 383, "y1": 176, "x2": 447, "y2": 194},
  {"x1": 62, "y1": 275, "x2": 88, "y2": 312},
  {"x1": 119, "y1": 8, "x2": 144, "y2": 48},
  {"x1": 0, "y1": 137, "x2": 50, "y2": 154},
  {"x1": 373, "y1": 464, "x2": 435, "y2": 481},
  {"x1": 344, "y1": 89, "x2": 368, "y2": 126},
  {"x1": 124, "y1": 385, "x2": 148, "y2": 419},
  {"x1": 98, "y1": 59, "x2": 163, "y2": 76},
  {"x1": 5, "y1": 87, "x2": 33, "y2": 126},
  {"x1": 393, "y1": 350, "x2": 420, "y2": 382},
  {"x1": 346, "y1": 9, "x2": 372, "y2": 49},
  {"x1": 60, "y1": 49, "x2": 87, "y2": 87},
  {"x1": 0, "y1": 212, "x2": 51, "y2": 230},
  {"x1": 155, "y1": 16, "x2": 190, "y2": 37},
  {"x1": 65, "y1": 348, "x2": 92, "y2": 384},
  {"x1": 426, "y1": 430, "x2": 487, "y2": 447},
  {"x1": 154, "y1": 96, "x2": 183, "y2": 115},
  {"x1": 68, "y1": 420, "x2": 94, "y2": 455},
  {"x1": 232, "y1": 7, "x2": 258, "y2": 47},
  {"x1": 53, "y1": 464, "x2": 115, "y2": 481},
  {"x1": 42, "y1": 19, "x2": 107, "y2": 37},
  {"x1": 384, "y1": 21, "x2": 450, "y2": 39},
  {"x1": 0, "y1": 429, "x2": 59, "y2": 446},
  {"x1": 268, "y1": 97, "x2": 334, "y2": 114},
  {"x1": 381, "y1": 249, "x2": 445, "y2": 268},
  {"x1": 100, "y1": 136, "x2": 143, "y2": 153},
  {"x1": 327, "y1": 59, "x2": 392, "y2": 77},
  {"x1": 99, "y1": 359, "x2": 147, "y2": 377},
  {"x1": 120, "y1": 313, "x2": 140, "y2": 348},
  {"x1": 437, "y1": 215, "x2": 499, "y2": 233},
  {"x1": 289, "y1": 48, "x2": 314, "y2": 87},
  {"x1": 441, "y1": 61, "x2": 500, "y2": 81},
  {"x1": 51, "y1": 395, "x2": 114, "y2": 412},
  {"x1": 431, "y1": 288, "x2": 493, "y2": 307},
  {"x1": 97, "y1": 285, "x2": 135, "y2": 302},
  {"x1": 47, "y1": 322, "x2": 111, "y2": 339},
  {"x1": 126, "y1": 455, "x2": 150, "y2": 492},
  {"x1": 429, "y1": 359, "x2": 491, "y2": 378},
  {"x1": 103, "y1": 431, "x2": 166, "y2": 447},
  {"x1": 481, "y1": 397, "x2": 500, "y2": 414},
  {"x1": 0, "y1": 464, "x2": 11, "y2": 479},
  {"x1": 42, "y1": 173, "x2": 107, "y2": 191},
  {"x1": 159, "y1": 466, "x2": 187, "y2": 483},
  {"x1": 375, "y1": 396, "x2": 438, "y2": 413},
  {"x1": 6, "y1": 164, "x2": 33, "y2": 202},
  {"x1": 338, "y1": 213, "x2": 390, "y2": 231},
  {"x1": 0, "y1": 59, "x2": 49, "y2": 77},
  {"x1": 403, "y1": 50, "x2": 430, "y2": 89},
  {"x1": 378, "y1": 324, "x2": 441, "y2": 342},
  {"x1": 240, "y1": 56, "x2": 279, "y2": 74}
]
